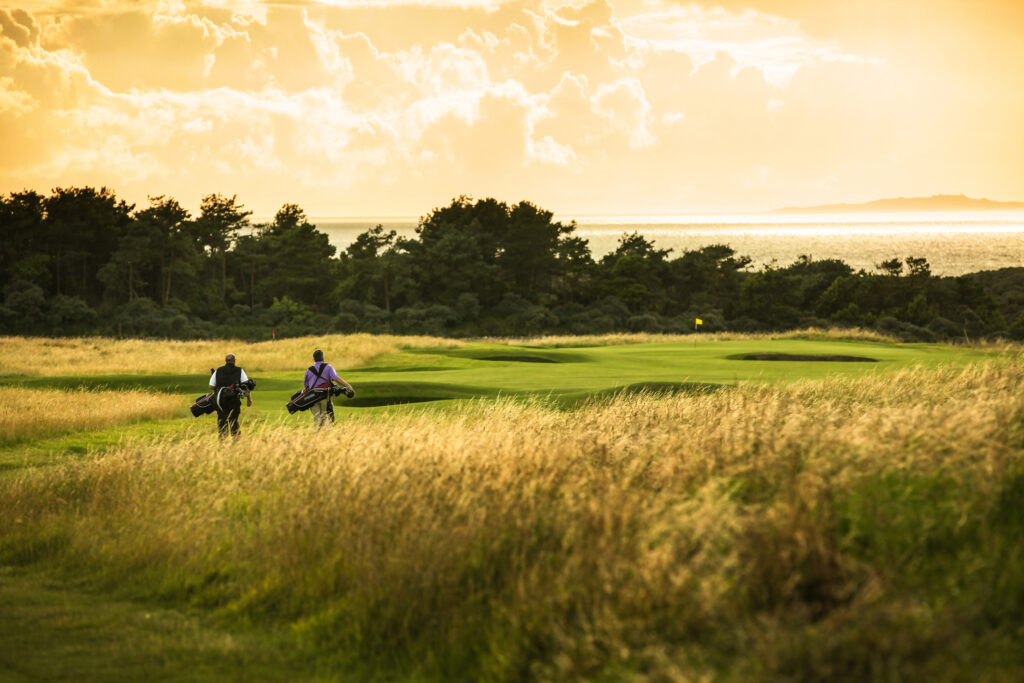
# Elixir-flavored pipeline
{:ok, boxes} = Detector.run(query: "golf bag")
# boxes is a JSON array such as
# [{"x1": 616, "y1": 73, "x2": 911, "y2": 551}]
[
  {"x1": 287, "y1": 387, "x2": 330, "y2": 413},
  {"x1": 190, "y1": 392, "x2": 216, "y2": 417},
  {"x1": 191, "y1": 378, "x2": 256, "y2": 418},
  {"x1": 287, "y1": 384, "x2": 351, "y2": 414}
]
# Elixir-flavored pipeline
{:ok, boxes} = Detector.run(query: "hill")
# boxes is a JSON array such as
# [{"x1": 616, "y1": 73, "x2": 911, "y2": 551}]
[{"x1": 774, "y1": 194, "x2": 1024, "y2": 214}]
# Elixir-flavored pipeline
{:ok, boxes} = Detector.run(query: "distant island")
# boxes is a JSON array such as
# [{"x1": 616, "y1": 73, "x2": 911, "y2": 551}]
[{"x1": 774, "y1": 194, "x2": 1024, "y2": 214}]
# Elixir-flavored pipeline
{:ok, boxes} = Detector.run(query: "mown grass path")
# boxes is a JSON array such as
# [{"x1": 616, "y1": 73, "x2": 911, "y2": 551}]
[{"x1": 0, "y1": 567, "x2": 301, "y2": 682}]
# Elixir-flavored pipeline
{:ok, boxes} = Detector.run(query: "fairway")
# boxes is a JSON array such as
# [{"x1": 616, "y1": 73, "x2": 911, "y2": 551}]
[{"x1": 0, "y1": 336, "x2": 991, "y2": 419}]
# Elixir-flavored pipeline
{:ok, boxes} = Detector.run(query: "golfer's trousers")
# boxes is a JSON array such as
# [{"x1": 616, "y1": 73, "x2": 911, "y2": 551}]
[
  {"x1": 217, "y1": 398, "x2": 241, "y2": 437},
  {"x1": 310, "y1": 397, "x2": 334, "y2": 429}
]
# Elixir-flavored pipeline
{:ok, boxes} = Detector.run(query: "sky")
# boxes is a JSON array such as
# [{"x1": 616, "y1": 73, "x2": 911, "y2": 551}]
[{"x1": 1, "y1": 0, "x2": 1023, "y2": 217}]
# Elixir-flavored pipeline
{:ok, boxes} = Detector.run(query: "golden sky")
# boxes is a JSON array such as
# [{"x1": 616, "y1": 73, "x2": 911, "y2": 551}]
[{"x1": 2, "y1": 0, "x2": 1022, "y2": 216}]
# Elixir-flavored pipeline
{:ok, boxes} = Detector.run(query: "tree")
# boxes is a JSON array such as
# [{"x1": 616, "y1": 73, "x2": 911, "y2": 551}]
[
  {"x1": 877, "y1": 258, "x2": 903, "y2": 277},
  {"x1": 43, "y1": 187, "x2": 133, "y2": 303},
  {"x1": 781, "y1": 256, "x2": 853, "y2": 311},
  {"x1": 338, "y1": 224, "x2": 414, "y2": 313},
  {"x1": 409, "y1": 197, "x2": 507, "y2": 308},
  {"x1": 552, "y1": 234, "x2": 595, "y2": 304},
  {"x1": 735, "y1": 265, "x2": 804, "y2": 328},
  {"x1": 97, "y1": 196, "x2": 198, "y2": 306},
  {"x1": 905, "y1": 256, "x2": 931, "y2": 278},
  {"x1": 597, "y1": 232, "x2": 672, "y2": 313},
  {"x1": 195, "y1": 194, "x2": 251, "y2": 305},
  {"x1": 232, "y1": 232, "x2": 270, "y2": 311},
  {"x1": 254, "y1": 204, "x2": 336, "y2": 308},
  {"x1": 499, "y1": 201, "x2": 575, "y2": 300},
  {"x1": 672, "y1": 244, "x2": 752, "y2": 315},
  {"x1": 98, "y1": 230, "x2": 151, "y2": 302},
  {"x1": 134, "y1": 196, "x2": 195, "y2": 306},
  {"x1": 407, "y1": 196, "x2": 593, "y2": 311},
  {"x1": 0, "y1": 191, "x2": 47, "y2": 291}
]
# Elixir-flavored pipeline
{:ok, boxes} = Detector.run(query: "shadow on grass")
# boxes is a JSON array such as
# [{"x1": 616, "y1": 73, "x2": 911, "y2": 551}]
[
  {"x1": 349, "y1": 366, "x2": 452, "y2": 373},
  {"x1": 472, "y1": 355, "x2": 560, "y2": 363},
  {"x1": 0, "y1": 373, "x2": 728, "y2": 415},
  {"x1": 726, "y1": 353, "x2": 879, "y2": 363},
  {"x1": 336, "y1": 380, "x2": 728, "y2": 410},
  {"x1": 345, "y1": 396, "x2": 454, "y2": 407},
  {"x1": 412, "y1": 346, "x2": 590, "y2": 364},
  {"x1": 336, "y1": 381, "x2": 498, "y2": 409}
]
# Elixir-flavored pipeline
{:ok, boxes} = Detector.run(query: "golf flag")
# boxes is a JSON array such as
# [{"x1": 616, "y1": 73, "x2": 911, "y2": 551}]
[{"x1": 695, "y1": 318, "x2": 703, "y2": 326}]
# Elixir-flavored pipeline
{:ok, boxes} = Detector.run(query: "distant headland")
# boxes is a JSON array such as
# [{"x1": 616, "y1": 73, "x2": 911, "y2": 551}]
[{"x1": 773, "y1": 194, "x2": 1024, "y2": 214}]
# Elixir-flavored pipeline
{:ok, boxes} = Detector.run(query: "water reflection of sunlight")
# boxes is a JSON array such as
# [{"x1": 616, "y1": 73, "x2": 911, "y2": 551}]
[
  {"x1": 566, "y1": 211, "x2": 1024, "y2": 229},
  {"x1": 308, "y1": 211, "x2": 1024, "y2": 276}
]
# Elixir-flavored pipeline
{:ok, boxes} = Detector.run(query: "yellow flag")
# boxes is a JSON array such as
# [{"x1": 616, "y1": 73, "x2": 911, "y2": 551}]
[{"x1": 695, "y1": 318, "x2": 703, "y2": 325}]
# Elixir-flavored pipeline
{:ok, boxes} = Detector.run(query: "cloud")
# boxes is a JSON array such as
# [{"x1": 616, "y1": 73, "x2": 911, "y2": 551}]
[
  {"x1": 593, "y1": 77, "x2": 652, "y2": 149},
  {"x1": 0, "y1": 9, "x2": 40, "y2": 48},
  {"x1": 1, "y1": 0, "x2": 1022, "y2": 214},
  {"x1": 58, "y1": 10, "x2": 230, "y2": 91},
  {"x1": 618, "y1": 1, "x2": 878, "y2": 86}
]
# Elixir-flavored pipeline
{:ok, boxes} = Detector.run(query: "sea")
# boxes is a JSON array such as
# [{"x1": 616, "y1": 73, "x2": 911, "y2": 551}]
[{"x1": 301, "y1": 211, "x2": 1024, "y2": 276}]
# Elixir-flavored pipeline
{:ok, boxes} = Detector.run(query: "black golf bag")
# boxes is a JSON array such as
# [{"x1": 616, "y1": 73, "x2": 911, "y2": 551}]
[
  {"x1": 190, "y1": 392, "x2": 216, "y2": 417},
  {"x1": 191, "y1": 379, "x2": 256, "y2": 418}
]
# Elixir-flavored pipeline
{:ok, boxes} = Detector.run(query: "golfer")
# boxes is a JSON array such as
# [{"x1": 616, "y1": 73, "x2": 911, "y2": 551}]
[
  {"x1": 305, "y1": 349, "x2": 354, "y2": 429},
  {"x1": 209, "y1": 353, "x2": 252, "y2": 437}
]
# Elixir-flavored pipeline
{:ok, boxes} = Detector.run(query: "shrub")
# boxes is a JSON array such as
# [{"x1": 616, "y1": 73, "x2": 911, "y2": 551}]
[
  {"x1": 927, "y1": 316, "x2": 961, "y2": 340},
  {"x1": 113, "y1": 298, "x2": 196, "y2": 338},
  {"x1": 627, "y1": 314, "x2": 660, "y2": 332},
  {"x1": 875, "y1": 316, "x2": 934, "y2": 342}
]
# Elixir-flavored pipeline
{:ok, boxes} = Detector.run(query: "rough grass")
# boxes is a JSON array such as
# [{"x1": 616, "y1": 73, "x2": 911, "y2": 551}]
[
  {"x1": 2, "y1": 360, "x2": 1023, "y2": 679},
  {"x1": 496, "y1": 326, "x2": 902, "y2": 347},
  {"x1": 0, "y1": 388, "x2": 182, "y2": 444},
  {"x1": 0, "y1": 334, "x2": 462, "y2": 377}
]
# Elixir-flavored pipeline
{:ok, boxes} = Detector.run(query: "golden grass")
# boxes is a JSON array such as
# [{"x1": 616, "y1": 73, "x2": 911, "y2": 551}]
[
  {"x1": 2, "y1": 359, "x2": 1022, "y2": 677},
  {"x1": 0, "y1": 334, "x2": 462, "y2": 377},
  {"x1": 497, "y1": 326, "x2": 901, "y2": 347},
  {"x1": 0, "y1": 388, "x2": 182, "y2": 443},
  {"x1": 2, "y1": 330, "x2": 1014, "y2": 378}
]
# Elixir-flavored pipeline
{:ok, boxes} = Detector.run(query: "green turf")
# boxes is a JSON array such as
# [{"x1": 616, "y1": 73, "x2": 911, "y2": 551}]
[
  {"x1": 241, "y1": 337, "x2": 986, "y2": 415},
  {"x1": 0, "y1": 567, "x2": 303, "y2": 682},
  {"x1": 0, "y1": 339, "x2": 992, "y2": 421},
  {"x1": 0, "y1": 338, "x2": 992, "y2": 460}
]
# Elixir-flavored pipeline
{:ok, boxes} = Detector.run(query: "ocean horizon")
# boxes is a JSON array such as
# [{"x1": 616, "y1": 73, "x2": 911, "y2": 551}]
[{"x1": 271, "y1": 211, "x2": 1024, "y2": 277}]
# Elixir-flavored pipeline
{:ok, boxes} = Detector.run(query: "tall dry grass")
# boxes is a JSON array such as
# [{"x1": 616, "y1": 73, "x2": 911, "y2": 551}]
[
  {"x1": 0, "y1": 388, "x2": 183, "y2": 443},
  {"x1": 2, "y1": 360, "x2": 1023, "y2": 679},
  {"x1": 497, "y1": 326, "x2": 901, "y2": 347},
  {"x1": 0, "y1": 334, "x2": 462, "y2": 377}
]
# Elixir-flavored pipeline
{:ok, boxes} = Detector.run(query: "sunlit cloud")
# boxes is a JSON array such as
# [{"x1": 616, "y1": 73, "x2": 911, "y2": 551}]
[
  {"x1": 1, "y1": 0, "x2": 1022, "y2": 215},
  {"x1": 617, "y1": 2, "x2": 878, "y2": 86}
]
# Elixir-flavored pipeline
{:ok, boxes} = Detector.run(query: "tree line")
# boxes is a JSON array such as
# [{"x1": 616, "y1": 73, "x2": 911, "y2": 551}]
[{"x1": 2, "y1": 187, "x2": 1024, "y2": 341}]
